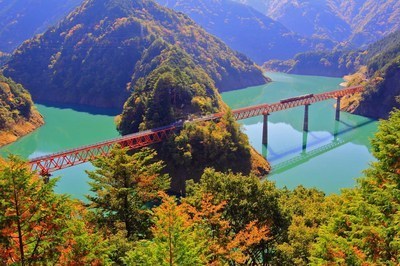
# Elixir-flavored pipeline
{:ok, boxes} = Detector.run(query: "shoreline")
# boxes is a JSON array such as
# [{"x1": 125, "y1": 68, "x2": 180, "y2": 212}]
[{"x1": 0, "y1": 114, "x2": 44, "y2": 148}]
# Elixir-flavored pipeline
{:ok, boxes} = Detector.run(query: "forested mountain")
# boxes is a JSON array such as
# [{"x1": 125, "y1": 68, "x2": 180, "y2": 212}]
[
  {"x1": 235, "y1": 0, "x2": 400, "y2": 47},
  {"x1": 156, "y1": 0, "x2": 333, "y2": 63},
  {"x1": 0, "y1": 0, "x2": 82, "y2": 52},
  {"x1": 266, "y1": 31, "x2": 400, "y2": 119},
  {"x1": 116, "y1": 43, "x2": 270, "y2": 190},
  {"x1": 264, "y1": 50, "x2": 362, "y2": 77},
  {"x1": 233, "y1": 0, "x2": 351, "y2": 42},
  {"x1": 2, "y1": 0, "x2": 266, "y2": 109},
  {"x1": 0, "y1": 74, "x2": 43, "y2": 146},
  {"x1": 328, "y1": 0, "x2": 400, "y2": 46},
  {"x1": 344, "y1": 31, "x2": 400, "y2": 119}
]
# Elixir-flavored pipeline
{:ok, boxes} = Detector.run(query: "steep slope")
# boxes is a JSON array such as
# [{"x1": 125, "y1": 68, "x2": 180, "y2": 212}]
[
  {"x1": 235, "y1": 0, "x2": 400, "y2": 47},
  {"x1": 117, "y1": 44, "x2": 270, "y2": 191},
  {"x1": 343, "y1": 31, "x2": 400, "y2": 119},
  {"x1": 264, "y1": 49, "x2": 363, "y2": 77},
  {"x1": 3, "y1": 0, "x2": 267, "y2": 109},
  {"x1": 234, "y1": 0, "x2": 351, "y2": 42},
  {"x1": 328, "y1": 0, "x2": 400, "y2": 46},
  {"x1": 156, "y1": 0, "x2": 333, "y2": 63},
  {"x1": 0, "y1": 74, "x2": 43, "y2": 147},
  {"x1": 0, "y1": 52, "x2": 11, "y2": 67},
  {"x1": 0, "y1": 0, "x2": 82, "y2": 52}
]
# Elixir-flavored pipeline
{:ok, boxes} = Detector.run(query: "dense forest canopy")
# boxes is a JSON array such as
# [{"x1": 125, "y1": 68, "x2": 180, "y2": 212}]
[
  {"x1": 1, "y1": 108, "x2": 399, "y2": 264},
  {"x1": 0, "y1": 74, "x2": 43, "y2": 146},
  {"x1": 3, "y1": 0, "x2": 266, "y2": 109},
  {"x1": 117, "y1": 42, "x2": 270, "y2": 191}
]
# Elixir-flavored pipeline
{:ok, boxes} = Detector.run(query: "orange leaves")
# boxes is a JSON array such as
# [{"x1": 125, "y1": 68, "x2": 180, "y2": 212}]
[
  {"x1": 183, "y1": 193, "x2": 270, "y2": 264},
  {"x1": 146, "y1": 192, "x2": 270, "y2": 265},
  {"x1": 352, "y1": 246, "x2": 367, "y2": 261},
  {"x1": 1, "y1": 156, "x2": 107, "y2": 265},
  {"x1": 185, "y1": 193, "x2": 228, "y2": 229},
  {"x1": 233, "y1": 221, "x2": 270, "y2": 248},
  {"x1": 135, "y1": 174, "x2": 159, "y2": 201}
]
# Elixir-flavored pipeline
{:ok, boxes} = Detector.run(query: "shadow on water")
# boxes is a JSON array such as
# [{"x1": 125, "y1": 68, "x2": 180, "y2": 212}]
[
  {"x1": 262, "y1": 118, "x2": 376, "y2": 174},
  {"x1": 36, "y1": 101, "x2": 121, "y2": 116}
]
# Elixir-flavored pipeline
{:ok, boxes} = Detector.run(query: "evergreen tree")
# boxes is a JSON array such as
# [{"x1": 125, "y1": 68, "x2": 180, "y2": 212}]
[
  {"x1": 0, "y1": 155, "x2": 108, "y2": 265},
  {"x1": 86, "y1": 146, "x2": 170, "y2": 240},
  {"x1": 310, "y1": 109, "x2": 400, "y2": 265},
  {"x1": 186, "y1": 168, "x2": 288, "y2": 264},
  {"x1": 122, "y1": 192, "x2": 209, "y2": 266}
]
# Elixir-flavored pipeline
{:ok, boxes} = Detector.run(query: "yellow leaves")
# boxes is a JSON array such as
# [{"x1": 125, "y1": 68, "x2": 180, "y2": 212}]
[
  {"x1": 150, "y1": 192, "x2": 270, "y2": 264},
  {"x1": 66, "y1": 24, "x2": 83, "y2": 38},
  {"x1": 151, "y1": 192, "x2": 192, "y2": 238},
  {"x1": 183, "y1": 193, "x2": 270, "y2": 264}
]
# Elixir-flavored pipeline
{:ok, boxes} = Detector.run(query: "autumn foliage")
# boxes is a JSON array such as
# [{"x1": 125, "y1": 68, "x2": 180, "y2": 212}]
[
  {"x1": 0, "y1": 155, "x2": 107, "y2": 265},
  {"x1": 1, "y1": 109, "x2": 400, "y2": 264}
]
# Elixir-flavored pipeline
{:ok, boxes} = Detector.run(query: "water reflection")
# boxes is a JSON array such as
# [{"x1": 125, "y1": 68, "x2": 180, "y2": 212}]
[
  {"x1": 223, "y1": 72, "x2": 378, "y2": 194},
  {"x1": 267, "y1": 119, "x2": 375, "y2": 175}
]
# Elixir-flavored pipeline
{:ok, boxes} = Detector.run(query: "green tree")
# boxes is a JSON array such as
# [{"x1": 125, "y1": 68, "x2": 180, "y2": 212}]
[
  {"x1": 276, "y1": 186, "x2": 338, "y2": 265},
  {"x1": 0, "y1": 155, "x2": 108, "y2": 265},
  {"x1": 310, "y1": 109, "x2": 400, "y2": 265},
  {"x1": 186, "y1": 168, "x2": 288, "y2": 264},
  {"x1": 166, "y1": 110, "x2": 255, "y2": 184},
  {"x1": 122, "y1": 192, "x2": 209, "y2": 266},
  {"x1": 183, "y1": 192, "x2": 270, "y2": 265},
  {"x1": 86, "y1": 146, "x2": 170, "y2": 240}
]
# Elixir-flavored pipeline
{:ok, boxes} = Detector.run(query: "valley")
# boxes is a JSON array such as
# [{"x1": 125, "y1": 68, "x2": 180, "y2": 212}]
[
  {"x1": 0, "y1": 72, "x2": 377, "y2": 199},
  {"x1": 0, "y1": 0, "x2": 398, "y2": 264}
]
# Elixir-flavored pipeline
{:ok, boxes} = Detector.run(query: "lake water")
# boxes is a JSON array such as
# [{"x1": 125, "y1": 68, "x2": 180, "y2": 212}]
[
  {"x1": 0, "y1": 72, "x2": 377, "y2": 199},
  {"x1": 222, "y1": 72, "x2": 377, "y2": 193},
  {"x1": 0, "y1": 105, "x2": 119, "y2": 200}
]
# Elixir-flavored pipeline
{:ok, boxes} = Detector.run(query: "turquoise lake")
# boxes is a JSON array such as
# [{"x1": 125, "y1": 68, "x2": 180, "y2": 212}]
[{"x1": 0, "y1": 72, "x2": 378, "y2": 199}]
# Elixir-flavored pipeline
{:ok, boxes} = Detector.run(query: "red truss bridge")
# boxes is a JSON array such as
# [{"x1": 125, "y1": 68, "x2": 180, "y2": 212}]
[{"x1": 29, "y1": 86, "x2": 363, "y2": 176}]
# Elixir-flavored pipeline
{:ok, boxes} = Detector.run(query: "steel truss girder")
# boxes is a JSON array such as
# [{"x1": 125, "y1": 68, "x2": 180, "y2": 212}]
[{"x1": 29, "y1": 86, "x2": 363, "y2": 175}]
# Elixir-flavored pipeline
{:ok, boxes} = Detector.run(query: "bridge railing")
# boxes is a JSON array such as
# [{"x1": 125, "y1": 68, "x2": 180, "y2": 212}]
[
  {"x1": 28, "y1": 85, "x2": 364, "y2": 175},
  {"x1": 232, "y1": 85, "x2": 363, "y2": 119}
]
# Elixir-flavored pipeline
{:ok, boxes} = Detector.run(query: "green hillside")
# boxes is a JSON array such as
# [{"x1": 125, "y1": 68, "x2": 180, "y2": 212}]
[
  {"x1": 117, "y1": 42, "x2": 270, "y2": 190},
  {"x1": 3, "y1": 0, "x2": 267, "y2": 109},
  {"x1": 0, "y1": 74, "x2": 43, "y2": 146},
  {"x1": 345, "y1": 31, "x2": 400, "y2": 119}
]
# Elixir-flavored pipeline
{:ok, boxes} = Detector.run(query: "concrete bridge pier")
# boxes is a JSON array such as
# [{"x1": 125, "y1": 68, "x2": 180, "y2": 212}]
[
  {"x1": 335, "y1": 97, "x2": 342, "y2": 121},
  {"x1": 262, "y1": 113, "x2": 269, "y2": 145},
  {"x1": 303, "y1": 104, "x2": 310, "y2": 132}
]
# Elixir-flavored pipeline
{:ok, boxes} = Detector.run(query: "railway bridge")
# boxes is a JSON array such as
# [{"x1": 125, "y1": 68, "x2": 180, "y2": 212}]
[{"x1": 29, "y1": 86, "x2": 363, "y2": 176}]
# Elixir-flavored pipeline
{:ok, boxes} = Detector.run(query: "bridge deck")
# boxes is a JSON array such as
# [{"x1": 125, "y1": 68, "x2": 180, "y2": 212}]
[{"x1": 29, "y1": 86, "x2": 363, "y2": 175}]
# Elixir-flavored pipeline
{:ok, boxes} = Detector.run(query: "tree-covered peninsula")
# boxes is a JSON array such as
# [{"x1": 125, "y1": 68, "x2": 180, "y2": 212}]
[
  {"x1": 0, "y1": 74, "x2": 43, "y2": 147},
  {"x1": 117, "y1": 42, "x2": 270, "y2": 191}
]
